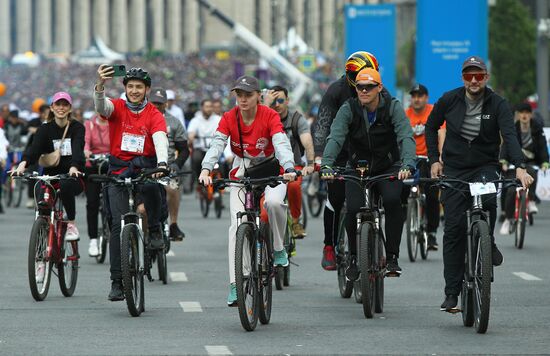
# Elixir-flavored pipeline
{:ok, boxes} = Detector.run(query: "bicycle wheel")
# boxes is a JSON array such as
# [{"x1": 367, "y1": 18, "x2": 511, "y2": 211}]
[
  {"x1": 157, "y1": 249, "x2": 167, "y2": 285},
  {"x1": 14, "y1": 178, "x2": 23, "y2": 208},
  {"x1": 359, "y1": 221, "x2": 375, "y2": 319},
  {"x1": 472, "y1": 220, "x2": 492, "y2": 334},
  {"x1": 58, "y1": 240, "x2": 79, "y2": 297},
  {"x1": 258, "y1": 224, "x2": 273, "y2": 325},
  {"x1": 406, "y1": 198, "x2": 418, "y2": 262},
  {"x1": 5, "y1": 179, "x2": 13, "y2": 207},
  {"x1": 461, "y1": 280, "x2": 474, "y2": 327},
  {"x1": 121, "y1": 224, "x2": 144, "y2": 317},
  {"x1": 199, "y1": 187, "x2": 210, "y2": 218},
  {"x1": 96, "y1": 211, "x2": 110, "y2": 264},
  {"x1": 28, "y1": 218, "x2": 53, "y2": 301},
  {"x1": 336, "y1": 217, "x2": 353, "y2": 298},
  {"x1": 515, "y1": 191, "x2": 527, "y2": 249},
  {"x1": 301, "y1": 200, "x2": 307, "y2": 229},
  {"x1": 235, "y1": 223, "x2": 259, "y2": 331},
  {"x1": 374, "y1": 231, "x2": 385, "y2": 313},
  {"x1": 275, "y1": 223, "x2": 286, "y2": 291},
  {"x1": 214, "y1": 194, "x2": 223, "y2": 219},
  {"x1": 307, "y1": 193, "x2": 323, "y2": 217}
]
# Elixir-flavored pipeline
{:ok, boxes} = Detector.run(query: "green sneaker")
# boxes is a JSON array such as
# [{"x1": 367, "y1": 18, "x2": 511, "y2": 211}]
[
  {"x1": 273, "y1": 249, "x2": 289, "y2": 267},
  {"x1": 227, "y1": 283, "x2": 237, "y2": 307}
]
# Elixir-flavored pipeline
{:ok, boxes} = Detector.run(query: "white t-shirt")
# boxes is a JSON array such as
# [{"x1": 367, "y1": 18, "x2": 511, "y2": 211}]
[
  {"x1": 187, "y1": 112, "x2": 222, "y2": 151},
  {"x1": 166, "y1": 104, "x2": 185, "y2": 127}
]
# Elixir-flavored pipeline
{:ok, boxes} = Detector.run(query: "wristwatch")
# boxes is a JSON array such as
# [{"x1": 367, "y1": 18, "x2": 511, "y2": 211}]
[{"x1": 518, "y1": 162, "x2": 527, "y2": 169}]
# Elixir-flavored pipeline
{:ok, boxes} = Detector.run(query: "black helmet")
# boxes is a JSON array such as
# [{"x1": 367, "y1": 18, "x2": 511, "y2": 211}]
[{"x1": 123, "y1": 67, "x2": 152, "y2": 87}]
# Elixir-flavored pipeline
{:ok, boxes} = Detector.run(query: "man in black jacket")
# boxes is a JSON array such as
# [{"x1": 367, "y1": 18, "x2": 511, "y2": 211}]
[{"x1": 425, "y1": 56, "x2": 533, "y2": 312}]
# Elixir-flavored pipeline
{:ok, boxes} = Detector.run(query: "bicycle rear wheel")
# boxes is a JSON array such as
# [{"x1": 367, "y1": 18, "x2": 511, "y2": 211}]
[
  {"x1": 336, "y1": 216, "x2": 353, "y2": 298},
  {"x1": 28, "y1": 217, "x2": 53, "y2": 301},
  {"x1": 235, "y1": 223, "x2": 259, "y2": 331},
  {"x1": 96, "y1": 210, "x2": 110, "y2": 264},
  {"x1": 359, "y1": 221, "x2": 375, "y2": 319},
  {"x1": 157, "y1": 249, "x2": 167, "y2": 285},
  {"x1": 406, "y1": 198, "x2": 418, "y2": 262},
  {"x1": 515, "y1": 191, "x2": 527, "y2": 249},
  {"x1": 472, "y1": 220, "x2": 492, "y2": 334},
  {"x1": 258, "y1": 224, "x2": 273, "y2": 325},
  {"x1": 374, "y1": 231, "x2": 385, "y2": 313},
  {"x1": 58, "y1": 240, "x2": 79, "y2": 297},
  {"x1": 121, "y1": 224, "x2": 144, "y2": 317}
]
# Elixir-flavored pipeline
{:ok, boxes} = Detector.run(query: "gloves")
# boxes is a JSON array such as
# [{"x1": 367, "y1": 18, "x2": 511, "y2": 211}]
[{"x1": 320, "y1": 165, "x2": 335, "y2": 179}]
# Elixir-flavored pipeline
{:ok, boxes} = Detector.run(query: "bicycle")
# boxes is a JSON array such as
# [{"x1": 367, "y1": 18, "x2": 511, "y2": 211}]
[
  {"x1": 197, "y1": 162, "x2": 224, "y2": 218},
  {"x1": 214, "y1": 175, "x2": 290, "y2": 331},
  {"x1": 18, "y1": 173, "x2": 80, "y2": 301},
  {"x1": 506, "y1": 164, "x2": 537, "y2": 249},
  {"x1": 3, "y1": 151, "x2": 25, "y2": 208},
  {"x1": 88, "y1": 154, "x2": 110, "y2": 263},
  {"x1": 328, "y1": 163, "x2": 397, "y2": 319},
  {"x1": 405, "y1": 156, "x2": 429, "y2": 262},
  {"x1": 305, "y1": 171, "x2": 326, "y2": 217},
  {"x1": 406, "y1": 175, "x2": 517, "y2": 333},
  {"x1": 89, "y1": 168, "x2": 169, "y2": 317}
]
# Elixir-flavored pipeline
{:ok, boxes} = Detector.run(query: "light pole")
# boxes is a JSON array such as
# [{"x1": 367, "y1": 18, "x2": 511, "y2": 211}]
[{"x1": 536, "y1": 0, "x2": 550, "y2": 124}]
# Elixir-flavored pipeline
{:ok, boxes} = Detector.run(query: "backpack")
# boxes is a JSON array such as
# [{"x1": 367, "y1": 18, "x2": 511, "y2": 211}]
[{"x1": 284, "y1": 111, "x2": 305, "y2": 157}]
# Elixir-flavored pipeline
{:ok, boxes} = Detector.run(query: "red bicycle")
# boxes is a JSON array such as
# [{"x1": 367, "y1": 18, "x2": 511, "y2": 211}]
[{"x1": 18, "y1": 173, "x2": 80, "y2": 301}]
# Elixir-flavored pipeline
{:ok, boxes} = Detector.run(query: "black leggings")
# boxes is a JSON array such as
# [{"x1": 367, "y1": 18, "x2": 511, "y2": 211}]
[
  {"x1": 323, "y1": 179, "x2": 346, "y2": 246},
  {"x1": 35, "y1": 178, "x2": 84, "y2": 220},
  {"x1": 85, "y1": 177, "x2": 102, "y2": 240}
]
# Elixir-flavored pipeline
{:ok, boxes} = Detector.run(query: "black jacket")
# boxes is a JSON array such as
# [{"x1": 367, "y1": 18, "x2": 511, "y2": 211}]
[
  {"x1": 425, "y1": 86, "x2": 524, "y2": 170},
  {"x1": 501, "y1": 120, "x2": 549, "y2": 165}
]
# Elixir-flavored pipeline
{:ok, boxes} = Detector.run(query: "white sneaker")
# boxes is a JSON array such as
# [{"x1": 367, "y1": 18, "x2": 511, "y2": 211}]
[
  {"x1": 36, "y1": 262, "x2": 45, "y2": 283},
  {"x1": 88, "y1": 239, "x2": 99, "y2": 257},
  {"x1": 528, "y1": 201, "x2": 538, "y2": 214},
  {"x1": 65, "y1": 223, "x2": 80, "y2": 241},
  {"x1": 499, "y1": 219, "x2": 511, "y2": 235}
]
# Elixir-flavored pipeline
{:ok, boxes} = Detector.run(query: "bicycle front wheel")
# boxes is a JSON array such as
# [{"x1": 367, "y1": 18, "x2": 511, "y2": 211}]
[
  {"x1": 359, "y1": 221, "x2": 375, "y2": 319},
  {"x1": 406, "y1": 198, "x2": 418, "y2": 262},
  {"x1": 374, "y1": 231, "x2": 385, "y2": 313},
  {"x1": 472, "y1": 220, "x2": 492, "y2": 334},
  {"x1": 515, "y1": 191, "x2": 527, "y2": 249},
  {"x1": 96, "y1": 210, "x2": 110, "y2": 264},
  {"x1": 58, "y1": 240, "x2": 79, "y2": 297},
  {"x1": 28, "y1": 217, "x2": 53, "y2": 301},
  {"x1": 235, "y1": 223, "x2": 259, "y2": 331},
  {"x1": 121, "y1": 224, "x2": 144, "y2": 317},
  {"x1": 336, "y1": 216, "x2": 353, "y2": 298}
]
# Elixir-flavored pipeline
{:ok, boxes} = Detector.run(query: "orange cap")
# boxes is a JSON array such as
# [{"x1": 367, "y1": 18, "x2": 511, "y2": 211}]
[{"x1": 355, "y1": 68, "x2": 381, "y2": 85}]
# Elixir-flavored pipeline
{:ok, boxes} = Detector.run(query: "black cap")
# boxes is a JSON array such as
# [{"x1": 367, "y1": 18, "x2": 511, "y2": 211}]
[
  {"x1": 231, "y1": 75, "x2": 260, "y2": 92},
  {"x1": 150, "y1": 87, "x2": 167, "y2": 104},
  {"x1": 409, "y1": 84, "x2": 428, "y2": 96},
  {"x1": 515, "y1": 102, "x2": 532, "y2": 113},
  {"x1": 462, "y1": 55, "x2": 487, "y2": 72}
]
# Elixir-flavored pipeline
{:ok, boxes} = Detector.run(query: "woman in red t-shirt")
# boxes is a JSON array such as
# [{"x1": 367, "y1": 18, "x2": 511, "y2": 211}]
[{"x1": 199, "y1": 76, "x2": 296, "y2": 306}]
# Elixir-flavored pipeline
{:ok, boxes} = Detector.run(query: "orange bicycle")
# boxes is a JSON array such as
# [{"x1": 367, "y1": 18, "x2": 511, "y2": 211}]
[{"x1": 197, "y1": 163, "x2": 224, "y2": 218}]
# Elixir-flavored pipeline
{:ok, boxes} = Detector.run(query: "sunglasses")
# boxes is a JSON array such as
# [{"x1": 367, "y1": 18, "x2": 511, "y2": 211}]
[
  {"x1": 356, "y1": 83, "x2": 379, "y2": 92},
  {"x1": 273, "y1": 98, "x2": 285, "y2": 105},
  {"x1": 462, "y1": 73, "x2": 486, "y2": 82}
]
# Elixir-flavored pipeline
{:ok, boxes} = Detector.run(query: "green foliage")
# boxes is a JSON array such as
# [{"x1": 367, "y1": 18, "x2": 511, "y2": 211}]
[
  {"x1": 397, "y1": 30, "x2": 415, "y2": 89},
  {"x1": 489, "y1": 0, "x2": 536, "y2": 106}
]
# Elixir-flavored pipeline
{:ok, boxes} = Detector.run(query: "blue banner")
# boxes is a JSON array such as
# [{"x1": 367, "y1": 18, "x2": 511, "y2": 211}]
[
  {"x1": 344, "y1": 4, "x2": 396, "y2": 96},
  {"x1": 416, "y1": 0, "x2": 488, "y2": 102}
]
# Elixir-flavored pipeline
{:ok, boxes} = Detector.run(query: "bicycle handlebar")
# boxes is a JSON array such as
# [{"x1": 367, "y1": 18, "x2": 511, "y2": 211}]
[
  {"x1": 212, "y1": 172, "x2": 302, "y2": 190},
  {"x1": 12, "y1": 172, "x2": 81, "y2": 182},
  {"x1": 403, "y1": 176, "x2": 520, "y2": 190},
  {"x1": 88, "y1": 168, "x2": 170, "y2": 185}
]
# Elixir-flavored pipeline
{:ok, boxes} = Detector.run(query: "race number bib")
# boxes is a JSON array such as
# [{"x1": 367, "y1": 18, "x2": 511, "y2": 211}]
[
  {"x1": 121, "y1": 133, "x2": 145, "y2": 153},
  {"x1": 469, "y1": 182, "x2": 496, "y2": 196},
  {"x1": 53, "y1": 139, "x2": 72, "y2": 156}
]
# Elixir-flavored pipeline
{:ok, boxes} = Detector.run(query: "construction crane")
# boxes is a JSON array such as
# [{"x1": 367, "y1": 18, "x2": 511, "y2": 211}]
[{"x1": 197, "y1": 0, "x2": 314, "y2": 104}]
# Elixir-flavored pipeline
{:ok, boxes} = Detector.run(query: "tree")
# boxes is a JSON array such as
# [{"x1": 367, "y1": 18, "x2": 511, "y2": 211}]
[{"x1": 489, "y1": 0, "x2": 536, "y2": 106}]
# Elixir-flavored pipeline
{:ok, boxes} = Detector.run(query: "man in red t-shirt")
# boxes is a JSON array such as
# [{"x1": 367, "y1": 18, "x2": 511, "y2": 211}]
[
  {"x1": 94, "y1": 65, "x2": 169, "y2": 301},
  {"x1": 405, "y1": 84, "x2": 440, "y2": 250}
]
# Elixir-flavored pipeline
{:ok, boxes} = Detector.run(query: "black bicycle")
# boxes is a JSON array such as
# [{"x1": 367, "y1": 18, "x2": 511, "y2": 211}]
[
  {"x1": 214, "y1": 175, "x2": 290, "y2": 331},
  {"x1": 406, "y1": 175, "x2": 518, "y2": 333},
  {"x1": 405, "y1": 156, "x2": 430, "y2": 262}
]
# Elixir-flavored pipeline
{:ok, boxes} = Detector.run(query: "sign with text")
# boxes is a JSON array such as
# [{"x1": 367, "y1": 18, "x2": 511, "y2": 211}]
[
  {"x1": 416, "y1": 0, "x2": 488, "y2": 102},
  {"x1": 344, "y1": 4, "x2": 396, "y2": 96}
]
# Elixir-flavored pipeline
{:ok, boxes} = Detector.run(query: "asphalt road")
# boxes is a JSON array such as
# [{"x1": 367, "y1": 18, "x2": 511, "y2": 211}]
[{"x1": 1, "y1": 192, "x2": 549, "y2": 355}]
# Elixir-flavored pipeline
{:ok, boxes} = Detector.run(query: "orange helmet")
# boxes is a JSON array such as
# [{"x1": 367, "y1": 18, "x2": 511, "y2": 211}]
[{"x1": 345, "y1": 51, "x2": 379, "y2": 87}]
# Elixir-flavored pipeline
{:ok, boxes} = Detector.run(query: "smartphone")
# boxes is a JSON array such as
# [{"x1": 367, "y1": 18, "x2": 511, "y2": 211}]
[{"x1": 111, "y1": 64, "x2": 126, "y2": 77}]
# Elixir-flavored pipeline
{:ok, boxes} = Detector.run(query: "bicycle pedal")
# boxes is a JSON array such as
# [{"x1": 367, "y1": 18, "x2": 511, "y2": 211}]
[
  {"x1": 385, "y1": 271, "x2": 401, "y2": 278},
  {"x1": 445, "y1": 307, "x2": 461, "y2": 314}
]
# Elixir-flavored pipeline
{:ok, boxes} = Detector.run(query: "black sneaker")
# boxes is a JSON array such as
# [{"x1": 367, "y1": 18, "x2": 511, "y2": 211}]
[
  {"x1": 427, "y1": 233, "x2": 438, "y2": 251},
  {"x1": 108, "y1": 279, "x2": 124, "y2": 301},
  {"x1": 440, "y1": 294, "x2": 459, "y2": 313},
  {"x1": 345, "y1": 256, "x2": 360, "y2": 281},
  {"x1": 386, "y1": 255, "x2": 402, "y2": 277},
  {"x1": 169, "y1": 223, "x2": 185, "y2": 241},
  {"x1": 492, "y1": 243, "x2": 503, "y2": 266},
  {"x1": 148, "y1": 229, "x2": 165, "y2": 250}
]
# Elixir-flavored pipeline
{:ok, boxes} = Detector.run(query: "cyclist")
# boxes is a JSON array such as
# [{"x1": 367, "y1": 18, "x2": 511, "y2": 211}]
[
  {"x1": 12, "y1": 92, "x2": 85, "y2": 243},
  {"x1": 262, "y1": 85, "x2": 315, "y2": 238},
  {"x1": 313, "y1": 51, "x2": 381, "y2": 271},
  {"x1": 150, "y1": 87, "x2": 190, "y2": 240},
  {"x1": 4, "y1": 110, "x2": 28, "y2": 191},
  {"x1": 499, "y1": 102, "x2": 549, "y2": 234},
  {"x1": 25, "y1": 104, "x2": 50, "y2": 209},
  {"x1": 405, "y1": 84, "x2": 440, "y2": 250},
  {"x1": 198, "y1": 75, "x2": 296, "y2": 306},
  {"x1": 320, "y1": 68, "x2": 415, "y2": 278},
  {"x1": 94, "y1": 65, "x2": 169, "y2": 301},
  {"x1": 425, "y1": 55, "x2": 533, "y2": 311},
  {"x1": 166, "y1": 89, "x2": 185, "y2": 126},
  {"x1": 83, "y1": 113, "x2": 110, "y2": 257},
  {"x1": 188, "y1": 99, "x2": 222, "y2": 182}
]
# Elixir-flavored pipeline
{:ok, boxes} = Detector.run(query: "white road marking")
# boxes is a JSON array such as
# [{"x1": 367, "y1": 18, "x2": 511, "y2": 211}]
[
  {"x1": 205, "y1": 345, "x2": 232, "y2": 355},
  {"x1": 513, "y1": 272, "x2": 542, "y2": 281},
  {"x1": 179, "y1": 301, "x2": 202, "y2": 312},
  {"x1": 169, "y1": 272, "x2": 188, "y2": 282},
  {"x1": 167, "y1": 250, "x2": 175, "y2": 257}
]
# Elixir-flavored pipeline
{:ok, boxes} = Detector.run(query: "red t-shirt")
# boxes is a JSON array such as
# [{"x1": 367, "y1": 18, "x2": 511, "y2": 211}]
[
  {"x1": 217, "y1": 105, "x2": 284, "y2": 177},
  {"x1": 107, "y1": 99, "x2": 167, "y2": 161}
]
